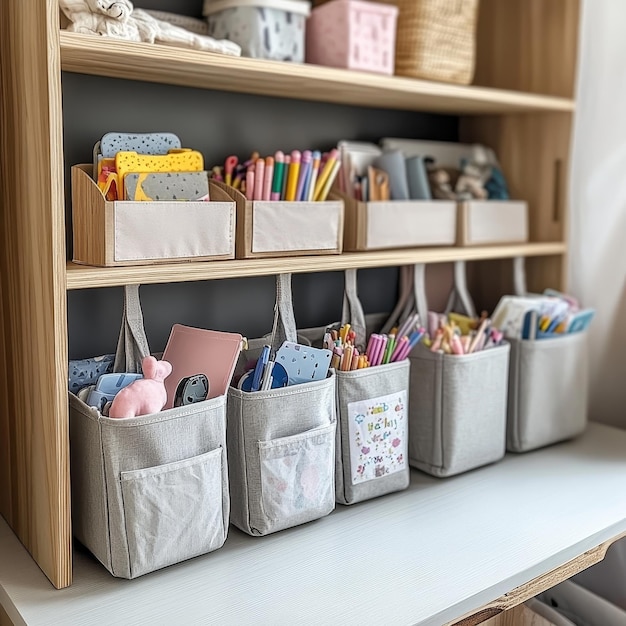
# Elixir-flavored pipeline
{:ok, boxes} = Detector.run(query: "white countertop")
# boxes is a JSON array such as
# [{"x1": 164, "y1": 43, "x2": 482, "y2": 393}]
[{"x1": 2, "y1": 421, "x2": 626, "y2": 626}]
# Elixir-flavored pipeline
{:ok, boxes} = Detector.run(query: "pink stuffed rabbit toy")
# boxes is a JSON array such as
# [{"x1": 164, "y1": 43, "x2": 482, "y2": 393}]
[{"x1": 108, "y1": 356, "x2": 172, "y2": 419}]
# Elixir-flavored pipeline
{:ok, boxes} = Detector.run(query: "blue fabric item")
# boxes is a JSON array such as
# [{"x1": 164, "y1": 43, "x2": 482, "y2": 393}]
[
  {"x1": 68, "y1": 354, "x2": 115, "y2": 394},
  {"x1": 486, "y1": 166, "x2": 510, "y2": 199}
]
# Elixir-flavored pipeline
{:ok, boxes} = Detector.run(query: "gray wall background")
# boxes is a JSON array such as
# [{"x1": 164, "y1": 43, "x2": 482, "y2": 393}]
[{"x1": 65, "y1": 0, "x2": 459, "y2": 359}]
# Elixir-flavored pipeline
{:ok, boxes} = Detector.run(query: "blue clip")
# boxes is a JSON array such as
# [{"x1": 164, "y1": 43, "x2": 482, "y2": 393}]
[{"x1": 251, "y1": 345, "x2": 270, "y2": 392}]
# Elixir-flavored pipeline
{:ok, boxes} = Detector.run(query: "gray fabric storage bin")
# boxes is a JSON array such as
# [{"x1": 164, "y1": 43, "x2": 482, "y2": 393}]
[
  {"x1": 204, "y1": 0, "x2": 310, "y2": 62},
  {"x1": 407, "y1": 343, "x2": 510, "y2": 477},
  {"x1": 227, "y1": 375, "x2": 336, "y2": 535},
  {"x1": 227, "y1": 274, "x2": 337, "y2": 535},
  {"x1": 333, "y1": 269, "x2": 411, "y2": 505},
  {"x1": 69, "y1": 286, "x2": 230, "y2": 579},
  {"x1": 70, "y1": 394, "x2": 229, "y2": 579},
  {"x1": 394, "y1": 263, "x2": 509, "y2": 477},
  {"x1": 335, "y1": 361, "x2": 410, "y2": 504},
  {"x1": 507, "y1": 332, "x2": 588, "y2": 452}
]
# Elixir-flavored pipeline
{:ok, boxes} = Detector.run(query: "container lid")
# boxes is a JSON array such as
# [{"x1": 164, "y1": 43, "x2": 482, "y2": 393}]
[
  {"x1": 313, "y1": 0, "x2": 398, "y2": 16},
  {"x1": 203, "y1": 0, "x2": 311, "y2": 17}
]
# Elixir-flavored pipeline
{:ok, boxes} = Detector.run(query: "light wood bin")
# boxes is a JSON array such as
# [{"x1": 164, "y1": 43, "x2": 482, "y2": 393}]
[
  {"x1": 338, "y1": 192, "x2": 457, "y2": 251},
  {"x1": 71, "y1": 165, "x2": 236, "y2": 266},
  {"x1": 213, "y1": 181, "x2": 344, "y2": 259},
  {"x1": 457, "y1": 200, "x2": 529, "y2": 246}
]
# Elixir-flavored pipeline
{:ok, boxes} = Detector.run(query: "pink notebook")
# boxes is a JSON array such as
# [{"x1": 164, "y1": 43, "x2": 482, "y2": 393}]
[{"x1": 161, "y1": 324, "x2": 244, "y2": 409}]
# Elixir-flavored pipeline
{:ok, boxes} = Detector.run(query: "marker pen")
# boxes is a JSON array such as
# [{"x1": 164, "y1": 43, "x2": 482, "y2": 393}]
[
  {"x1": 296, "y1": 150, "x2": 312, "y2": 201},
  {"x1": 263, "y1": 156, "x2": 274, "y2": 202},
  {"x1": 224, "y1": 155, "x2": 238, "y2": 187},
  {"x1": 281, "y1": 154, "x2": 291, "y2": 200},
  {"x1": 245, "y1": 163, "x2": 255, "y2": 201},
  {"x1": 307, "y1": 151, "x2": 321, "y2": 201},
  {"x1": 285, "y1": 150, "x2": 301, "y2": 201},
  {"x1": 253, "y1": 157, "x2": 265, "y2": 201},
  {"x1": 390, "y1": 336, "x2": 408, "y2": 362},
  {"x1": 314, "y1": 148, "x2": 339, "y2": 200},
  {"x1": 271, "y1": 151, "x2": 285, "y2": 201}
]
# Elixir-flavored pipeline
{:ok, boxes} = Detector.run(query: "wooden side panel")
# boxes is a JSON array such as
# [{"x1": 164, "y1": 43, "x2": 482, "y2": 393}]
[
  {"x1": 474, "y1": 0, "x2": 580, "y2": 98},
  {"x1": 0, "y1": 272, "x2": 11, "y2": 520},
  {"x1": 71, "y1": 165, "x2": 108, "y2": 266},
  {"x1": 0, "y1": 0, "x2": 71, "y2": 588},
  {"x1": 469, "y1": 256, "x2": 565, "y2": 315}
]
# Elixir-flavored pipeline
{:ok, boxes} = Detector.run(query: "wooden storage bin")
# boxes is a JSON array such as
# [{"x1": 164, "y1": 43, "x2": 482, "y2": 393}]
[
  {"x1": 71, "y1": 165, "x2": 236, "y2": 266},
  {"x1": 338, "y1": 192, "x2": 456, "y2": 251},
  {"x1": 213, "y1": 181, "x2": 344, "y2": 259},
  {"x1": 457, "y1": 200, "x2": 528, "y2": 246}
]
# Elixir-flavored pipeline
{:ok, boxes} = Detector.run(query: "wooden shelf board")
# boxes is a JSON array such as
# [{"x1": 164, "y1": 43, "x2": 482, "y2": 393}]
[
  {"x1": 59, "y1": 32, "x2": 575, "y2": 115},
  {"x1": 66, "y1": 242, "x2": 566, "y2": 290},
  {"x1": 2, "y1": 423, "x2": 626, "y2": 626}
]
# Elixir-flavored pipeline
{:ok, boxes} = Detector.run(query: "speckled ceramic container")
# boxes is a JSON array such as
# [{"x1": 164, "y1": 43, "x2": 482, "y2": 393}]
[{"x1": 204, "y1": 0, "x2": 311, "y2": 61}]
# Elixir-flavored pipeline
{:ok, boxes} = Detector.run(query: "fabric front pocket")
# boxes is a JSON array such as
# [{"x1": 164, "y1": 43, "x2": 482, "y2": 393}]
[
  {"x1": 257, "y1": 422, "x2": 336, "y2": 535},
  {"x1": 121, "y1": 447, "x2": 225, "y2": 578}
]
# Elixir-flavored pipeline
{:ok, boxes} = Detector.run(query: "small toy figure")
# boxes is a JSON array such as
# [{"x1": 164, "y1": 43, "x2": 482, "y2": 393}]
[
  {"x1": 108, "y1": 356, "x2": 172, "y2": 419},
  {"x1": 455, "y1": 162, "x2": 489, "y2": 201},
  {"x1": 428, "y1": 168, "x2": 457, "y2": 200}
]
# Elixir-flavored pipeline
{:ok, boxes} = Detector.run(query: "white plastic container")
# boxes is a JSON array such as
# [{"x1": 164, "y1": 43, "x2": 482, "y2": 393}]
[{"x1": 203, "y1": 0, "x2": 311, "y2": 62}]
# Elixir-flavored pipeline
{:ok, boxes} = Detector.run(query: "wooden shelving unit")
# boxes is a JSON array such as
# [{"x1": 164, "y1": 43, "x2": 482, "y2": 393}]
[{"x1": 5, "y1": 2, "x2": 608, "y2": 626}]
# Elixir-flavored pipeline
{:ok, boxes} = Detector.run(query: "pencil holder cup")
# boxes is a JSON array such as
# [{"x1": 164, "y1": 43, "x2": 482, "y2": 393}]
[
  {"x1": 507, "y1": 332, "x2": 588, "y2": 453},
  {"x1": 407, "y1": 343, "x2": 510, "y2": 477},
  {"x1": 69, "y1": 287, "x2": 230, "y2": 579},
  {"x1": 226, "y1": 274, "x2": 337, "y2": 536},
  {"x1": 306, "y1": 0, "x2": 399, "y2": 75},
  {"x1": 203, "y1": 0, "x2": 311, "y2": 62},
  {"x1": 335, "y1": 191, "x2": 457, "y2": 251},
  {"x1": 457, "y1": 200, "x2": 529, "y2": 246},
  {"x1": 212, "y1": 181, "x2": 344, "y2": 259}
]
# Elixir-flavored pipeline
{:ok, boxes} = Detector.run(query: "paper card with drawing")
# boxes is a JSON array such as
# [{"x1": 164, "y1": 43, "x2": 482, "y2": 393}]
[{"x1": 348, "y1": 390, "x2": 408, "y2": 485}]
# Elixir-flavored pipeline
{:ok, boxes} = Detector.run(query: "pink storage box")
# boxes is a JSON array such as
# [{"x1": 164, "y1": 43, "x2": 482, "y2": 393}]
[{"x1": 306, "y1": 0, "x2": 398, "y2": 75}]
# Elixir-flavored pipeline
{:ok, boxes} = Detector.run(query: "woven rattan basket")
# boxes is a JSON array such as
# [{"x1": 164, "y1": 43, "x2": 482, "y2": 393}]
[{"x1": 391, "y1": 0, "x2": 479, "y2": 84}]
